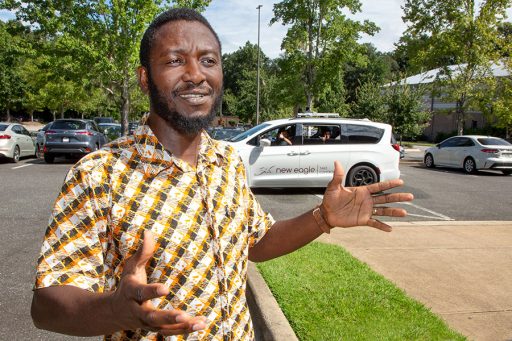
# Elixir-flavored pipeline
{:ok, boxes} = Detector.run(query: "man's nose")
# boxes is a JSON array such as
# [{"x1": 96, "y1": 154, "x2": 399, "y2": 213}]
[{"x1": 182, "y1": 60, "x2": 206, "y2": 85}]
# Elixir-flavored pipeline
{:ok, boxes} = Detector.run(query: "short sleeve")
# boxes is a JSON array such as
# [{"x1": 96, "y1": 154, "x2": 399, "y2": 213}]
[{"x1": 35, "y1": 154, "x2": 111, "y2": 292}]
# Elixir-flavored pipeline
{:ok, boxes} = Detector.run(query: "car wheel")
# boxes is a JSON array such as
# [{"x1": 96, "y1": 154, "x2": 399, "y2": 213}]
[
  {"x1": 347, "y1": 165, "x2": 378, "y2": 187},
  {"x1": 502, "y1": 170, "x2": 512, "y2": 175},
  {"x1": 44, "y1": 154, "x2": 55, "y2": 164},
  {"x1": 11, "y1": 145, "x2": 20, "y2": 163},
  {"x1": 463, "y1": 157, "x2": 477, "y2": 174},
  {"x1": 424, "y1": 153, "x2": 435, "y2": 168}
]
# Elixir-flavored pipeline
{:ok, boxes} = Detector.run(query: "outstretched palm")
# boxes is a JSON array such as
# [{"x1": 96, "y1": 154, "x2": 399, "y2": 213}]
[{"x1": 322, "y1": 161, "x2": 414, "y2": 232}]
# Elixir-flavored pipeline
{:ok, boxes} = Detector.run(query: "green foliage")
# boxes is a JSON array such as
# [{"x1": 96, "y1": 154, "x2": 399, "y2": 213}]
[
  {"x1": 0, "y1": 20, "x2": 30, "y2": 121},
  {"x1": 344, "y1": 43, "x2": 398, "y2": 104},
  {"x1": 401, "y1": 0, "x2": 512, "y2": 135},
  {"x1": 257, "y1": 242, "x2": 465, "y2": 340},
  {"x1": 351, "y1": 81, "x2": 387, "y2": 121},
  {"x1": 2, "y1": 0, "x2": 211, "y2": 131},
  {"x1": 271, "y1": 0, "x2": 378, "y2": 111},
  {"x1": 384, "y1": 82, "x2": 431, "y2": 140}
]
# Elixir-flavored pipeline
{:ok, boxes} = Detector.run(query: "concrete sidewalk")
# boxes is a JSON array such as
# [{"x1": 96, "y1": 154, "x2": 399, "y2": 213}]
[{"x1": 317, "y1": 221, "x2": 512, "y2": 341}]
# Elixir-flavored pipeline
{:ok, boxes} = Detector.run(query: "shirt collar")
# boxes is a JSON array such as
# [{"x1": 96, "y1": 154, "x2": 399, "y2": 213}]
[{"x1": 133, "y1": 114, "x2": 226, "y2": 175}]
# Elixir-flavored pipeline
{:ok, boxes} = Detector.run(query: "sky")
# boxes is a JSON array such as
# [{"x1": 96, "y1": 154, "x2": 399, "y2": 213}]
[{"x1": 2, "y1": 1, "x2": 511, "y2": 59}]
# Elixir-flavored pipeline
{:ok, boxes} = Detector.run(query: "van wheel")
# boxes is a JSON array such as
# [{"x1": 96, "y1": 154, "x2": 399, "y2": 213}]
[
  {"x1": 44, "y1": 154, "x2": 55, "y2": 164},
  {"x1": 347, "y1": 165, "x2": 378, "y2": 187},
  {"x1": 463, "y1": 157, "x2": 477, "y2": 174}
]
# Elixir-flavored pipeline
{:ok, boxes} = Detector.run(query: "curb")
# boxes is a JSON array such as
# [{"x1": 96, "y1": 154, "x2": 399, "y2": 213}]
[{"x1": 246, "y1": 262, "x2": 298, "y2": 341}]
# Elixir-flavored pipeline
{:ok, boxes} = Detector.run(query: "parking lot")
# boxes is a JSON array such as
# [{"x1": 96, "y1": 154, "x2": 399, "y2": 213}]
[{"x1": 0, "y1": 153, "x2": 511, "y2": 339}]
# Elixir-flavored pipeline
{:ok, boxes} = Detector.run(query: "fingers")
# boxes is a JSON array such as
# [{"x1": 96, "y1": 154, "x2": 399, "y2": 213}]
[
  {"x1": 139, "y1": 309, "x2": 207, "y2": 335},
  {"x1": 366, "y1": 178, "x2": 405, "y2": 193},
  {"x1": 373, "y1": 192, "x2": 414, "y2": 205},
  {"x1": 133, "y1": 283, "x2": 169, "y2": 304},
  {"x1": 327, "y1": 161, "x2": 345, "y2": 189},
  {"x1": 371, "y1": 206, "x2": 408, "y2": 217},
  {"x1": 367, "y1": 218, "x2": 392, "y2": 232}
]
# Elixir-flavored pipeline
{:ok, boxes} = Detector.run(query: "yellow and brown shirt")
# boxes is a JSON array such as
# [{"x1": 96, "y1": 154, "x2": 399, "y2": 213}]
[{"x1": 35, "y1": 119, "x2": 275, "y2": 340}]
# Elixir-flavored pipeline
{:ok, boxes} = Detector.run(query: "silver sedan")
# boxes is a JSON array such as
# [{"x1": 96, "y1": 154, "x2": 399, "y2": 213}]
[
  {"x1": 424, "y1": 135, "x2": 512, "y2": 175},
  {"x1": 0, "y1": 122, "x2": 37, "y2": 163}
]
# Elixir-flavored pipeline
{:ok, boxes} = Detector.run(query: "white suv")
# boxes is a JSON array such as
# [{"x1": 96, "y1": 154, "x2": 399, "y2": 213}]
[{"x1": 227, "y1": 117, "x2": 401, "y2": 188}]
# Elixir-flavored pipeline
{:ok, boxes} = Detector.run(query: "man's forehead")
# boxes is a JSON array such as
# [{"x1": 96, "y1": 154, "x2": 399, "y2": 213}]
[{"x1": 153, "y1": 20, "x2": 220, "y2": 50}]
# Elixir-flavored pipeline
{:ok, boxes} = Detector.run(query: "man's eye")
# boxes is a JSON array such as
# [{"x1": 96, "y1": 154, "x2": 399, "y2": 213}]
[
  {"x1": 167, "y1": 59, "x2": 182, "y2": 65},
  {"x1": 202, "y1": 58, "x2": 217, "y2": 66}
]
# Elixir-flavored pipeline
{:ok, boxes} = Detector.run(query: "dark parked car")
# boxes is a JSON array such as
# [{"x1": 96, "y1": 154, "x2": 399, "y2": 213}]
[
  {"x1": 43, "y1": 119, "x2": 108, "y2": 163},
  {"x1": 93, "y1": 117, "x2": 115, "y2": 124},
  {"x1": 98, "y1": 123, "x2": 122, "y2": 142}
]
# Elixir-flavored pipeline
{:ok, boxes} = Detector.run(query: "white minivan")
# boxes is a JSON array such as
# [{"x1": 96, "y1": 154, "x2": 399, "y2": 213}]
[{"x1": 227, "y1": 117, "x2": 401, "y2": 188}]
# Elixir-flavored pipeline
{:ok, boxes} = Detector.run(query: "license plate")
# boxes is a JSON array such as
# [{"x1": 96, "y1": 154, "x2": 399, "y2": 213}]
[{"x1": 62, "y1": 137, "x2": 69, "y2": 142}]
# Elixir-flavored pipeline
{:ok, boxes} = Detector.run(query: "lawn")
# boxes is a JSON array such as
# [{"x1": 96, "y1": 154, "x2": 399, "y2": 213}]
[{"x1": 257, "y1": 242, "x2": 466, "y2": 341}]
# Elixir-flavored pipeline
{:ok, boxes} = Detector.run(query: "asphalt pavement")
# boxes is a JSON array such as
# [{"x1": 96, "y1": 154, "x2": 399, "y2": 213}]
[{"x1": 249, "y1": 147, "x2": 512, "y2": 341}]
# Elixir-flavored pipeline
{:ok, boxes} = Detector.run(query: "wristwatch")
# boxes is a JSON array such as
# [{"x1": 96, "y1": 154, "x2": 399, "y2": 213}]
[{"x1": 313, "y1": 205, "x2": 332, "y2": 234}]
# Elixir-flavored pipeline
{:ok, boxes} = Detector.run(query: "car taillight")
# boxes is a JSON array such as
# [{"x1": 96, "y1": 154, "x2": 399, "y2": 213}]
[
  {"x1": 0, "y1": 134, "x2": 11, "y2": 139},
  {"x1": 391, "y1": 143, "x2": 400, "y2": 152},
  {"x1": 76, "y1": 131, "x2": 93, "y2": 136},
  {"x1": 481, "y1": 149, "x2": 498, "y2": 153},
  {"x1": 45, "y1": 130, "x2": 57, "y2": 135}
]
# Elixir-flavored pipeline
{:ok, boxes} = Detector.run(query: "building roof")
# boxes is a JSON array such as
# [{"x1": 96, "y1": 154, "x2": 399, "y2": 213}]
[{"x1": 387, "y1": 61, "x2": 510, "y2": 86}]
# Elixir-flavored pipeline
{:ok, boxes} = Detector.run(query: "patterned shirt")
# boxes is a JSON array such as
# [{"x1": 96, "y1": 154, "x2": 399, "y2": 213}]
[{"x1": 35, "y1": 117, "x2": 275, "y2": 340}]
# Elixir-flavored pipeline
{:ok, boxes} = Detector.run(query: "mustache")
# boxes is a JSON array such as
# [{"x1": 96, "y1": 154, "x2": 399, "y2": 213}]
[{"x1": 172, "y1": 83, "x2": 213, "y2": 96}]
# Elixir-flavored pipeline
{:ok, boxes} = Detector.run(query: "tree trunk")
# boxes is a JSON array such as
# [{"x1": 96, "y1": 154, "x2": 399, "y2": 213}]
[
  {"x1": 29, "y1": 110, "x2": 34, "y2": 122},
  {"x1": 456, "y1": 99, "x2": 465, "y2": 136},
  {"x1": 6, "y1": 107, "x2": 11, "y2": 122},
  {"x1": 60, "y1": 106, "x2": 65, "y2": 119},
  {"x1": 120, "y1": 67, "x2": 130, "y2": 136},
  {"x1": 52, "y1": 110, "x2": 56, "y2": 122}
]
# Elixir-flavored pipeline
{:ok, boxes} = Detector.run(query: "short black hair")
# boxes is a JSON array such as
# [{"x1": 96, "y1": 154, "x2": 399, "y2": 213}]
[{"x1": 139, "y1": 7, "x2": 221, "y2": 70}]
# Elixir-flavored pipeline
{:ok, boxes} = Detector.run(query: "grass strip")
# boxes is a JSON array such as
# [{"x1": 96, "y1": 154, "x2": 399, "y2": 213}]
[{"x1": 257, "y1": 242, "x2": 466, "y2": 341}]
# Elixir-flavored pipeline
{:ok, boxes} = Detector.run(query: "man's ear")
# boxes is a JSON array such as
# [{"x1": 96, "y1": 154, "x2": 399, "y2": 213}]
[{"x1": 137, "y1": 66, "x2": 149, "y2": 95}]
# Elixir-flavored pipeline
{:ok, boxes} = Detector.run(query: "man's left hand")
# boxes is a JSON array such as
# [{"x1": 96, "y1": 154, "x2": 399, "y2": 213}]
[{"x1": 321, "y1": 161, "x2": 414, "y2": 232}]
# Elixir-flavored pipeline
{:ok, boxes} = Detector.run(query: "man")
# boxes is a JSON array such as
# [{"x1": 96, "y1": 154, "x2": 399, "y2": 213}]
[
  {"x1": 277, "y1": 128, "x2": 293, "y2": 146},
  {"x1": 31, "y1": 8, "x2": 413, "y2": 341}
]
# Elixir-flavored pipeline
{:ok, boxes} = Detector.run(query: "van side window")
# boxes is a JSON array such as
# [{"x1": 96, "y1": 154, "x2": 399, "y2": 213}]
[
  {"x1": 343, "y1": 124, "x2": 384, "y2": 144},
  {"x1": 302, "y1": 124, "x2": 341, "y2": 145}
]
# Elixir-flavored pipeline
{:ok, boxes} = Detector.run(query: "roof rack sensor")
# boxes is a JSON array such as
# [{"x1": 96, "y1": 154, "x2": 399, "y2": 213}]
[{"x1": 296, "y1": 112, "x2": 340, "y2": 118}]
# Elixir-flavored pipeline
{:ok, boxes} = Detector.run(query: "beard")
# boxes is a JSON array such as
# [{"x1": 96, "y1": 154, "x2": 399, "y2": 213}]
[{"x1": 147, "y1": 75, "x2": 222, "y2": 135}]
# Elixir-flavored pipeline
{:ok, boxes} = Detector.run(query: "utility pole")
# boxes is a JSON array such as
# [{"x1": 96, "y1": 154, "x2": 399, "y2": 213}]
[{"x1": 256, "y1": 4, "x2": 262, "y2": 125}]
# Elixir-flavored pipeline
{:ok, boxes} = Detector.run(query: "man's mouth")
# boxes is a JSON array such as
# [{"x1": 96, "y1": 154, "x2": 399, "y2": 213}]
[{"x1": 176, "y1": 90, "x2": 212, "y2": 105}]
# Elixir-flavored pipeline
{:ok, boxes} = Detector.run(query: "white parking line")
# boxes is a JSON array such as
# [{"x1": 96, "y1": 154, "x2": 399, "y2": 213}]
[
  {"x1": 314, "y1": 193, "x2": 454, "y2": 221},
  {"x1": 401, "y1": 201, "x2": 454, "y2": 221},
  {"x1": 12, "y1": 164, "x2": 33, "y2": 170}
]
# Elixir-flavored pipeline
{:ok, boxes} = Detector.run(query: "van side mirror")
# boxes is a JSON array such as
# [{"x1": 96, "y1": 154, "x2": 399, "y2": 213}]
[{"x1": 259, "y1": 138, "x2": 271, "y2": 147}]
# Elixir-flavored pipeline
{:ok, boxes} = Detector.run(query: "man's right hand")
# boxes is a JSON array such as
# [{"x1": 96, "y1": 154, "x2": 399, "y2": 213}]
[{"x1": 110, "y1": 230, "x2": 207, "y2": 336}]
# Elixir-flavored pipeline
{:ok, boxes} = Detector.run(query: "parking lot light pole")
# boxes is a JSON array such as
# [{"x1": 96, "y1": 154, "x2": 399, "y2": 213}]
[{"x1": 256, "y1": 4, "x2": 262, "y2": 125}]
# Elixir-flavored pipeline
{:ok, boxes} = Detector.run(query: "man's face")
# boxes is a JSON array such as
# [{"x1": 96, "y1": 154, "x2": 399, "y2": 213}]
[{"x1": 144, "y1": 20, "x2": 223, "y2": 135}]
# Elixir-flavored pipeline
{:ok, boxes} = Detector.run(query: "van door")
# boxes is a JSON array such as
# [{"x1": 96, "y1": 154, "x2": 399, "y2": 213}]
[
  {"x1": 246, "y1": 124, "x2": 302, "y2": 187},
  {"x1": 298, "y1": 123, "x2": 345, "y2": 187}
]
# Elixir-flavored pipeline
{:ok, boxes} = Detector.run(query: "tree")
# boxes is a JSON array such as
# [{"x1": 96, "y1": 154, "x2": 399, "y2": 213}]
[
  {"x1": 344, "y1": 43, "x2": 398, "y2": 105},
  {"x1": 474, "y1": 62, "x2": 512, "y2": 139},
  {"x1": 351, "y1": 81, "x2": 387, "y2": 121},
  {"x1": 0, "y1": 20, "x2": 29, "y2": 121},
  {"x1": 402, "y1": 0, "x2": 512, "y2": 135},
  {"x1": 271, "y1": 0, "x2": 378, "y2": 111},
  {"x1": 2, "y1": 0, "x2": 211, "y2": 134},
  {"x1": 384, "y1": 81, "x2": 431, "y2": 141},
  {"x1": 222, "y1": 42, "x2": 277, "y2": 124}
]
